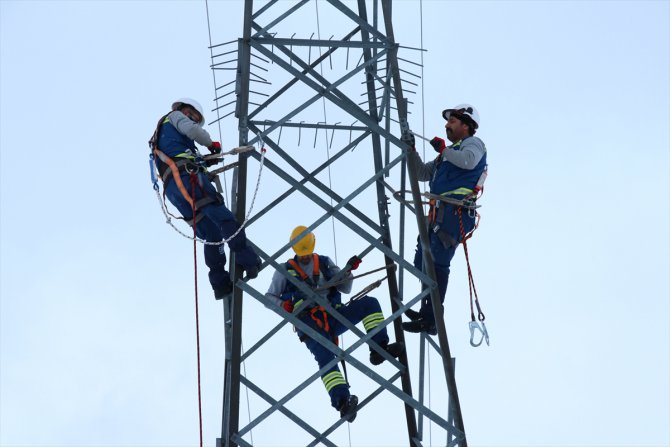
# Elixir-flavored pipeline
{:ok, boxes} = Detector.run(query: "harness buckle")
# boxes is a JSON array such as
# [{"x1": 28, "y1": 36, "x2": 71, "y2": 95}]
[{"x1": 469, "y1": 320, "x2": 490, "y2": 347}]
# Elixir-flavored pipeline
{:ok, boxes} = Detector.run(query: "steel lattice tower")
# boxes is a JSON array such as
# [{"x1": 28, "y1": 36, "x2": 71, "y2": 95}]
[{"x1": 211, "y1": 1, "x2": 468, "y2": 446}]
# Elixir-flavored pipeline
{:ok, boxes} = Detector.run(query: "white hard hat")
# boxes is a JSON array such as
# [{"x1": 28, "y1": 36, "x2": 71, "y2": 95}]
[
  {"x1": 172, "y1": 98, "x2": 205, "y2": 124},
  {"x1": 442, "y1": 104, "x2": 480, "y2": 129}
]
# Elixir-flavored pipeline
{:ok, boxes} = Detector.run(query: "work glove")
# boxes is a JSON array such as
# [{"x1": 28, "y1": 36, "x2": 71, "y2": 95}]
[
  {"x1": 430, "y1": 137, "x2": 447, "y2": 153},
  {"x1": 281, "y1": 300, "x2": 294, "y2": 313},
  {"x1": 401, "y1": 133, "x2": 416, "y2": 150},
  {"x1": 346, "y1": 255, "x2": 362, "y2": 271},
  {"x1": 208, "y1": 141, "x2": 222, "y2": 154}
]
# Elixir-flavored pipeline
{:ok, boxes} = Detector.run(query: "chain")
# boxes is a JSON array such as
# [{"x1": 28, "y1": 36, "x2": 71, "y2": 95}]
[{"x1": 152, "y1": 148, "x2": 267, "y2": 245}]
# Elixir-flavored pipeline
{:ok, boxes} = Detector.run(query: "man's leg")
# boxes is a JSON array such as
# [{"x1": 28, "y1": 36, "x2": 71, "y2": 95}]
[{"x1": 303, "y1": 337, "x2": 354, "y2": 419}]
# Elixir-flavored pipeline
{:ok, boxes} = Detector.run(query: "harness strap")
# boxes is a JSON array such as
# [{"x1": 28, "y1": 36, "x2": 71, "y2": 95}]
[
  {"x1": 309, "y1": 306, "x2": 330, "y2": 333},
  {"x1": 153, "y1": 148, "x2": 194, "y2": 208},
  {"x1": 184, "y1": 196, "x2": 219, "y2": 227},
  {"x1": 287, "y1": 254, "x2": 320, "y2": 281}
]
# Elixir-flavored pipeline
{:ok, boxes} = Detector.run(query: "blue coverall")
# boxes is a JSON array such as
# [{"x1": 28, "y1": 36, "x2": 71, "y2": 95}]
[{"x1": 156, "y1": 113, "x2": 260, "y2": 295}]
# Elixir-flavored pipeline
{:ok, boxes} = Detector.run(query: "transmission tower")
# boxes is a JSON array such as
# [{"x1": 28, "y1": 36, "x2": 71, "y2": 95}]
[{"x1": 209, "y1": 1, "x2": 468, "y2": 445}]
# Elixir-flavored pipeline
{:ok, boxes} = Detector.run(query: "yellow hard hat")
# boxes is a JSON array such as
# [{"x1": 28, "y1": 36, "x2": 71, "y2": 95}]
[{"x1": 290, "y1": 225, "x2": 315, "y2": 256}]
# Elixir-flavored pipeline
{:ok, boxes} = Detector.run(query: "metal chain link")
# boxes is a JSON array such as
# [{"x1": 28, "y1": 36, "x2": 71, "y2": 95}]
[{"x1": 153, "y1": 148, "x2": 267, "y2": 246}]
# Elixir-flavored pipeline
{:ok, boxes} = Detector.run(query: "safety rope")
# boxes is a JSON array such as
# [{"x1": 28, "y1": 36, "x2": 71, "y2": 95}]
[
  {"x1": 149, "y1": 147, "x2": 267, "y2": 245},
  {"x1": 456, "y1": 202, "x2": 489, "y2": 347},
  {"x1": 189, "y1": 173, "x2": 204, "y2": 447}
]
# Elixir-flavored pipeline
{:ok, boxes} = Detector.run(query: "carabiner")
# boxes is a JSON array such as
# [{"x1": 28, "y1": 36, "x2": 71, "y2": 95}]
[
  {"x1": 149, "y1": 155, "x2": 159, "y2": 191},
  {"x1": 469, "y1": 320, "x2": 490, "y2": 347}
]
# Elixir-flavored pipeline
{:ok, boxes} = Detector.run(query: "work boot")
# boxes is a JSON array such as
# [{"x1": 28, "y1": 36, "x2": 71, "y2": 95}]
[
  {"x1": 237, "y1": 263, "x2": 260, "y2": 279},
  {"x1": 213, "y1": 281, "x2": 234, "y2": 300},
  {"x1": 370, "y1": 341, "x2": 405, "y2": 365},
  {"x1": 404, "y1": 308, "x2": 422, "y2": 321},
  {"x1": 402, "y1": 318, "x2": 437, "y2": 335},
  {"x1": 339, "y1": 395, "x2": 358, "y2": 423}
]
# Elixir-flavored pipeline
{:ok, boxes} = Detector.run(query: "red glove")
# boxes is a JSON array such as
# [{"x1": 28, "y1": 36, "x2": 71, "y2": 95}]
[
  {"x1": 430, "y1": 137, "x2": 446, "y2": 153},
  {"x1": 282, "y1": 300, "x2": 294, "y2": 313},
  {"x1": 208, "y1": 141, "x2": 222, "y2": 154},
  {"x1": 347, "y1": 255, "x2": 362, "y2": 271}
]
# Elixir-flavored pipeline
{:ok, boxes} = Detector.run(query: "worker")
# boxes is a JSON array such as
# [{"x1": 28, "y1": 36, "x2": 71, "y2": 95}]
[
  {"x1": 149, "y1": 98, "x2": 262, "y2": 299},
  {"x1": 265, "y1": 226, "x2": 404, "y2": 422},
  {"x1": 402, "y1": 104, "x2": 487, "y2": 334}
]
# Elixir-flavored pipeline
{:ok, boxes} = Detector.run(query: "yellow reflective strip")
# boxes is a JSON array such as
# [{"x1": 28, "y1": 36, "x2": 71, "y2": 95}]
[
  {"x1": 163, "y1": 117, "x2": 170, "y2": 124},
  {"x1": 293, "y1": 299, "x2": 303, "y2": 309},
  {"x1": 174, "y1": 153, "x2": 196, "y2": 160},
  {"x1": 322, "y1": 371, "x2": 347, "y2": 391},
  {"x1": 363, "y1": 313, "x2": 384, "y2": 331},
  {"x1": 441, "y1": 187, "x2": 473, "y2": 196}
]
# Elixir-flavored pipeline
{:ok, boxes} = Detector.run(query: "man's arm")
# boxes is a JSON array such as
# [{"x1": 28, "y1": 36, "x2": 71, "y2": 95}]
[
  {"x1": 443, "y1": 136, "x2": 486, "y2": 169},
  {"x1": 324, "y1": 257, "x2": 353, "y2": 294},
  {"x1": 409, "y1": 151, "x2": 436, "y2": 181},
  {"x1": 265, "y1": 269, "x2": 287, "y2": 308},
  {"x1": 168, "y1": 111, "x2": 214, "y2": 147}
]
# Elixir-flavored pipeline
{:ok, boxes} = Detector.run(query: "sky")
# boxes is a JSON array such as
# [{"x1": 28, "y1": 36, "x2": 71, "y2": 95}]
[{"x1": 1, "y1": 1, "x2": 669, "y2": 447}]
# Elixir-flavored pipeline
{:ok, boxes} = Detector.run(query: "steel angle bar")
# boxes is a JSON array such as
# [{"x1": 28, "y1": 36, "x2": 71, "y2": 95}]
[
  {"x1": 381, "y1": 1, "x2": 468, "y2": 443},
  {"x1": 425, "y1": 331, "x2": 443, "y2": 354},
  {"x1": 246, "y1": 126, "x2": 384, "y2": 235},
  {"x1": 209, "y1": 39, "x2": 237, "y2": 50},
  {"x1": 248, "y1": 27, "x2": 360, "y2": 120},
  {"x1": 240, "y1": 317, "x2": 288, "y2": 362},
  {"x1": 241, "y1": 283, "x2": 424, "y2": 406},
  {"x1": 258, "y1": 41, "x2": 409, "y2": 152},
  {"x1": 241, "y1": 264, "x2": 454, "y2": 436},
  {"x1": 326, "y1": 0, "x2": 388, "y2": 43},
  {"x1": 308, "y1": 371, "x2": 404, "y2": 447},
  {"x1": 250, "y1": 120, "x2": 367, "y2": 132},
  {"x1": 255, "y1": 37, "x2": 390, "y2": 49},
  {"x1": 247, "y1": 254, "x2": 406, "y2": 370},
  {"x1": 235, "y1": 284, "x2": 395, "y2": 433},
  {"x1": 247, "y1": 42, "x2": 386, "y2": 138},
  {"x1": 242, "y1": 132, "x2": 371, "y2": 227},
  {"x1": 257, "y1": 42, "x2": 402, "y2": 146},
  {"x1": 246, "y1": 143, "x2": 423, "y2": 277},
  {"x1": 216, "y1": 79, "x2": 236, "y2": 90},
  {"x1": 251, "y1": 0, "x2": 310, "y2": 38},
  {"x1": 251, "y1": 0, "x2": 279, "y2": 20},
  {"x1": 238, "y1": 257, "x2": 406, "y2": 376},
  {"x1": 238, "y1": 377, "x2": 339, "y2": 447}
]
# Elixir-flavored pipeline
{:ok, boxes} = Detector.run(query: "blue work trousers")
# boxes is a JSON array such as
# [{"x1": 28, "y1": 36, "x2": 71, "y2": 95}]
[
  {"x1": 300, "y1": 295, "x2": 389, "y2": 410},
  {"x1": 413, "y1": 231, "x2": 457, "y2": 324},
  {"x1": 164, "y1": 170, "x2": 259, "y2": 292}
]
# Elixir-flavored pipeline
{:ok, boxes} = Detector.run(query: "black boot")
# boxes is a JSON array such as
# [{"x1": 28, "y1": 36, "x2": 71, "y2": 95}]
[
  {"x1": 238, "y1": 263, "x2": 260, "y2": 279},
  {"x1": 370, "y1": 341, "x2": 405, "y2": 365},
  {"x1": 402, "y1": 318, "x2": 437, "y2": 335},
  {"x1": 339, "y1": 395, "x2": 358, "y2": 423},
  {"x1": 213, "y1": 281, "x2": 234, "y2": 300},
  {"x1": 404, "y1": 308, "x2": 422, "y2": 321}
]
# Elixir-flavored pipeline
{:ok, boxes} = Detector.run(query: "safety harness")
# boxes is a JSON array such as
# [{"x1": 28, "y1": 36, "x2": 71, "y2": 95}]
[
  {"x1": 287, "y1": 255, "x2": 341, "y2": 345},
  {"x1": 148, "y1": 114, "x2": 219, "y2": 227}
]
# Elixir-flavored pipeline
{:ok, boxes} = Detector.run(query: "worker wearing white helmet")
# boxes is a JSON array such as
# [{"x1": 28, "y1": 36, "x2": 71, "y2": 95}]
[
  {"x1": 149, "y1": 98, "x2": 262, "y2": 299},
  {"x1": 402, "y1": 104, "x2": 488, "y2": 334}
]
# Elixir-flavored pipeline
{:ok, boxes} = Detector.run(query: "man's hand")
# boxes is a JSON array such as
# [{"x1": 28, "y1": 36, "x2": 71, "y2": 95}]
[
  {"x1": 208, "y1": 141, "x2": 222, "y2": 154},
  {"x1": 346, "y1": 255, "x2": 362, "y2": 271},
  {"x1": 430, "y1": 137, "x2": 446, "y2": 153},
  {"x1": 281, "y1": 300, "x2": 294, "y2": 313}
]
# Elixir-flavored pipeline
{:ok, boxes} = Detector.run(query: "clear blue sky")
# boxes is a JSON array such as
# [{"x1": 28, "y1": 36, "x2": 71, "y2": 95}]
[{"x1": 1, "y1": 1, "x2": 668, "y2": 446}]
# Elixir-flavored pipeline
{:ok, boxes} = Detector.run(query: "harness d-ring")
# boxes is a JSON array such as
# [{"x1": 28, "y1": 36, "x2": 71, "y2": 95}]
[{"x1": 469, "y1": 320, "x2": 490, "y2": 347}]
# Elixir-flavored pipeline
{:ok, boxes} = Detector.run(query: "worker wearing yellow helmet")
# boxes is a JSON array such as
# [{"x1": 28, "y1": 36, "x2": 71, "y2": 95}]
[{"x1": 265, "y1": 226, "x2": 404, "y2": 423}]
